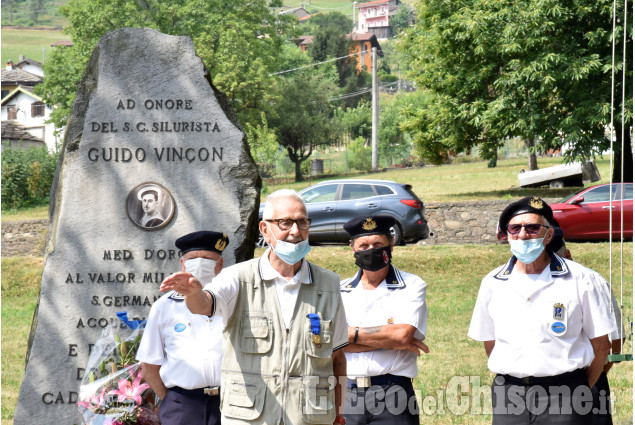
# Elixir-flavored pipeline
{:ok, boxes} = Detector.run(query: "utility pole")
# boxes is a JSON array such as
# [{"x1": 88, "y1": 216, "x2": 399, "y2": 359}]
[
  {"x1": 371, "y1": 47, "x2": 379, "y2": 172},
  {"x1": 352, "y1": 2, "x2": 357, "y2": 31}
]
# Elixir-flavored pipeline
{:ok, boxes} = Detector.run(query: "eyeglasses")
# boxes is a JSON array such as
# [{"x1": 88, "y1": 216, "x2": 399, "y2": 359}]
[
  {"x1": 265, "y1": 218, "x2": 312, "y2": 230},
  {"x1": 506, "y1": 223, "x2": 549, "y2": 235}
]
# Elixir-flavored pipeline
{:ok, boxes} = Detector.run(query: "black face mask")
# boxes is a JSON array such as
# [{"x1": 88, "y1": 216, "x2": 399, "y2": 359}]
[{"x1": 354, "y1": 246, "x2": 392, "y2": 271}]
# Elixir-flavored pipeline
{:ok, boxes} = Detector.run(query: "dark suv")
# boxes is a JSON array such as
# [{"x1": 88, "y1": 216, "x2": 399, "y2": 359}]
[{"x1": 258, "y1": 179, "x2": 429, "y2": 245}]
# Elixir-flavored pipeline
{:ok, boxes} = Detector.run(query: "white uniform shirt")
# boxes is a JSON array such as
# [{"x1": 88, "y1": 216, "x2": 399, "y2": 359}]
[
  {"x1": 204, "y1": 249, "x2": 349, "y2": 351},
  {"x1": 341, "y1": 265, "x2": 428, "y2": 378},
  {"x1": 468, "y1": 255, "x2": 616, "y2": 377},
  {"x1": 136, "y1": 291, "x2": 223, "y2": 389}
]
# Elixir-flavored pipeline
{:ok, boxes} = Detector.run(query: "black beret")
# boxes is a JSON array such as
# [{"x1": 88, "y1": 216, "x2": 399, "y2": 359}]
[
  {"x1": 343, "y1": 215, "x2": 396, "y2": 239},
  {"x1": 547, "y1": 219, "x2": 565, "y2": 253},
  {"x1": 499, "y1": 196, "x2": 554, "y2": 233},
  {"x1": 175, "y1": 231, "x2": 228, "y2": 255}
]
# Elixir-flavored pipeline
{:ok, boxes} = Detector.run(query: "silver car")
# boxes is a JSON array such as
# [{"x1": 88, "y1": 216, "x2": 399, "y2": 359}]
[{"x1": 258, "y1": 179, "x2": 429, "y2": 245}]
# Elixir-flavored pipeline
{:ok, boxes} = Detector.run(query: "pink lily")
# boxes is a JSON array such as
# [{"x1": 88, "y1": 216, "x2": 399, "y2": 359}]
[
  {"x1": 77, "y1": 387, "x2": 107, "y2": 409},
  {"x1": 108, "y1": 370, "x2": 149, "y2": 405}
]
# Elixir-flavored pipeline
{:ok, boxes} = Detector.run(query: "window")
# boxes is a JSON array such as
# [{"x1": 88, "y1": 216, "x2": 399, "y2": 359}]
[
  {"x1": 31, "y1": 101, "x2": 45, "y2": 117},
  {"x1": 582, "y1": 186, "x2": 612, "y2": 203},
  {"x1": 302, "y1": 185, "x2": 338, "y2": 203},
  {"x1": 341, "y1": 184, "x2": 375, "y2": 200},
  {"x1": 1, "y1": 90, "x2": 9, "y2": 99},
  {"x1": 375, "y1": 185, "x2": 395, "y2": 195},
  {"x1": 611, "y1": 183, "x2": 633, "y2": 201},
  {"x1": 7, "y1": 105, "x2": 17, "y2": 120}
]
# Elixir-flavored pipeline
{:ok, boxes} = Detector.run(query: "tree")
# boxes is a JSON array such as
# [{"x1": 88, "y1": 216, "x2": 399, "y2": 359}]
[
  {"x1": 29, "y1": 0, "x2": 45, "y2": 24},
  {"x1": 35, "y1": 0, "x2": 295, "y2": 133},
  {"x1": 308, "y1": 12, "x2": 356, "y2": 88},
  {"x1": 399, "y1": 0, "x2": 632, "y2": 180},
  {"x1": 269, "y1": 62, "x2": 339, "y2": 182},
  {"x1": 390, "y1": 4, "x2": 412, "y2": 36},
  {"x1": 378, "y1": 95, "x2": 414, "y2": 166}
]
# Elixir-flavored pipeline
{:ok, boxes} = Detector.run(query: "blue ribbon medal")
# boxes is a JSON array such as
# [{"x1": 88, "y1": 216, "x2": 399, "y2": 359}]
[{"x1": 307, "y1": 313, "x2": 321, "y2": 346}]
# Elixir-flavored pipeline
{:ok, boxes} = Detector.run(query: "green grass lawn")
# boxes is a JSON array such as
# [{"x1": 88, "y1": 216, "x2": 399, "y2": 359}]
[
  {"x1": 1, "y1": 28, "x2": 71, "y2": 66},
  {"x1": 265, "y1": 156, "x2": 614, "y2": 203},
  {"x1": 2, "y1": 243, "x2": 632, "y2": 424}
]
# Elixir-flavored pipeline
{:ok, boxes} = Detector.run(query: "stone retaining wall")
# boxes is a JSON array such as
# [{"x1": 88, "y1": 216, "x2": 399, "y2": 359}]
[
  {"x1": 421, "y1": 198, "x2": 559, "y2": 245},
  {"x1": 1, "y1": 219, "x2": 49, "y2": 257}
]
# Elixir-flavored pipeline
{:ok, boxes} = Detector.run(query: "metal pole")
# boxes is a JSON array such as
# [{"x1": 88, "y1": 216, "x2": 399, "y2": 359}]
[
  {"x1": 371, "y1": 47, "x2": 379, "y2": 171},
  {"x1": 353, "y1": 2, "x2": 357, "y2": 31}
]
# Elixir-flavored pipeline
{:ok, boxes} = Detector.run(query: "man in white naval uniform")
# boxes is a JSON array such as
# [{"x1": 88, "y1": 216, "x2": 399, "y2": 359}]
[
  {"x1": 547, "y1": 223, "x2": 624, "y2": 425},
  {"x1": 137, "y1": 230, "x2": 228, "y2": 425},
  {"x1": 340, "y1": 215, "x2": 429, "y2": 425},
  {"x1": 469, "y1": 196, "x2": 615, "y2": 425}
]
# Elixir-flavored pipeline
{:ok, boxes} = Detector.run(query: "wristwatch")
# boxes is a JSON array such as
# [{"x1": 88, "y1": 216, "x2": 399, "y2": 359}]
[{"x1": 334, "y1": 415, "x2": 346, "y2": 425}]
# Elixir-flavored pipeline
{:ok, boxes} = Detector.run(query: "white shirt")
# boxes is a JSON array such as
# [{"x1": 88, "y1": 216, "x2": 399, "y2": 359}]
[
  {"x1": 136, "y1": 291, "x2": 223, "y2": 389},
  {"x1": 468, "y1": 254, "x2": 616, "y2": 377},
  {"x1": 204, "y1": 249, "x2": 349, "y2": 351},
  {"x1": 341, "y1": 265, "x2": 428, "y2": 378}
]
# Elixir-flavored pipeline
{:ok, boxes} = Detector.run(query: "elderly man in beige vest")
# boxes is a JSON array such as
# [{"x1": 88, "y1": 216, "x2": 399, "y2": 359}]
[{"x1": 160, "y1": 189, "x2": 349, "y2": 425}]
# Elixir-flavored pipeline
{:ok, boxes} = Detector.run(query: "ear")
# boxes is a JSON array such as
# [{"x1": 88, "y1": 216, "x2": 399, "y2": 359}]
[
  {"x1": 215, "y1": 257, "x2": 224, "y2": 274},
  {"x1": 179, "y1": 258, "x2": 186, "y2": 272},
  {"x1": 259, "y1": 221, "x2": 273, "y2": 245},
  {"x1": 543, "y1": 227, "x2": 555, "y2": 245}
]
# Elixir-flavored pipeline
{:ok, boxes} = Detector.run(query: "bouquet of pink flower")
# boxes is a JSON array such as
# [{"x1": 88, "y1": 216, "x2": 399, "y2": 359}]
[{"x1": 77, "y1": 312, "x2": 160, "y2": 425}]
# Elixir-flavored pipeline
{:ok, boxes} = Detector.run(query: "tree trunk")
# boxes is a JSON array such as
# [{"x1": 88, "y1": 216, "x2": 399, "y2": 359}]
[
  {"x1": 294, "y1": 159, "x2": 304, "y2": 182},
  {"x1": 612, "y1": 129, "x2": 633, "y2": 183},
  {"x1": 524, "y1": 138, "x2": 538, "y2": 171}
]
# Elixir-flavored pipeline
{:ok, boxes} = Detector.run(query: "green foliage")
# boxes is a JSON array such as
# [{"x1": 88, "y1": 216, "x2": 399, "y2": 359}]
[
  {"x1": 348, "y1": 136, "x2": 371, "y2": 171},
  {"x1": 1, "y1": 0, "x2": 64, "y2": 26},
  {"x1": 335, "y1": 102, "x2": 371, "y2": 140},
  {"x1": 389, "y1": 4, "x2": 412, "y2": 36},
  {"x1": 245, "y1": 111, "x2": 280, "y2": 172},
  {"x1": 1, "y1": 146, "x2": 58, "y2": 210},
  {"x1": 307, "y1": 12, "x2": 355, "y2": 86},
  {"x1": 269, "y1": 65, "x2": 339, "y2": 181},
  {"x1": 35, "y1": 0, "x2": 295, "y2": 132},
  {"x1": 378, "y1": 96, "x2": 413, "y2": 166},
  {"x1": 399, "y1": 0, "x2": 633, "y2": 174}
]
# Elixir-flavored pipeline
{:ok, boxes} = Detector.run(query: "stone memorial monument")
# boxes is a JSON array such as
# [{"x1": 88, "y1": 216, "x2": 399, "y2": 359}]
[{"x1": 14, "y1": 27, "x2": 261, "y2": 424}]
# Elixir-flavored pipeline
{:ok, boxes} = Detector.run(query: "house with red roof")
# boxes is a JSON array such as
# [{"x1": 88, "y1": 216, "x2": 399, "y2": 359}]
[{"x1": 355, "y1": 0, "x2": 402, "y2": 39}]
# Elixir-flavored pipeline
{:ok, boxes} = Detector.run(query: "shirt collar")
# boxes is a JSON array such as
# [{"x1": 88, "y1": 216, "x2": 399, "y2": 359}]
[
  {"x1": 341, "y1": 264, "x2": 405, "y2": 292},
  {"x1": 258, "y1": 248, "x2": 312, "y2": 284},
  {"x1": 493, "y1": 253, "x2": 571, "y2": 281}
]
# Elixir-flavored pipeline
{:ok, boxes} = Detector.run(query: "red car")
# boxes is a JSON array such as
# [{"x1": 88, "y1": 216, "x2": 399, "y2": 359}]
[{"x1": 550, "y1": 183, "x2": 633, "y2": 241}]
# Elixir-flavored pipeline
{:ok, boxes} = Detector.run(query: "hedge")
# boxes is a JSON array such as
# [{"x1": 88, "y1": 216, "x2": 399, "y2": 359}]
[{"x1": 1, "y1": 146, "x2": 59, "y2": 210}]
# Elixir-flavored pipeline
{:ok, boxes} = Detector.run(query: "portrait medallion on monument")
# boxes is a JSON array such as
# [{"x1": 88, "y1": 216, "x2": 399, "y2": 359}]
[{"x1": 126, "y1": 182, "x2": 175, "y2": 230}]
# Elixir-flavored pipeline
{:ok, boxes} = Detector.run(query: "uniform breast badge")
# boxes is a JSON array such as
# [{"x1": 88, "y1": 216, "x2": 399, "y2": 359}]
[
  {"x1": 550, "y1": 302, "x2": 567, "y2": 335},
  {"x1": 307, "y1": 313, "x2": 322, "y2": 347},
  {"x1": 387, "y1": 318, "x2": 394, "y2": 324},
  {"x1": 553, "y1": 303, "x2": 565, "y2": 320}
]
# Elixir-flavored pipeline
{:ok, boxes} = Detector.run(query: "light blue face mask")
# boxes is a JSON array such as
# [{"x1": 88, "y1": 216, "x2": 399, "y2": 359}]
[
  {"x1": 268, "y1": 225, "x2": 312, "y2": 265},
  {"x1": 509, "y1": 238, "x2": 545, "y2": 264}
]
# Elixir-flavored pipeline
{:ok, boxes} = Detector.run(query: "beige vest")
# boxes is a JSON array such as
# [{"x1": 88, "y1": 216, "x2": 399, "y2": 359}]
[{"x1": 219, "y1": 258, "x2": 341, "y2": 425}]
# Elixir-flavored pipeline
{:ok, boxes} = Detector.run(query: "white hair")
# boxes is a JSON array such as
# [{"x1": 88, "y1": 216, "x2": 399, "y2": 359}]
[{"x1": 262, "y1": 189, "x2": 306, "y2": 220}]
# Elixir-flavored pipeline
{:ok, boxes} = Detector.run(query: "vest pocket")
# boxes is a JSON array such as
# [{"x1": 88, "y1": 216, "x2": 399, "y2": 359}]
[
  {"x1": 304, "y1": 318, "x2": 332, "y2": 358},
  {"x1": 300, "y1": 376, "x2": 335, "y2": 424},
  {"x1": 221, "y1": 376, "x2": 266, "y2": 420},
  {"x1": 239, "y1": 312, "x2": 273, "y2": 354}
]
